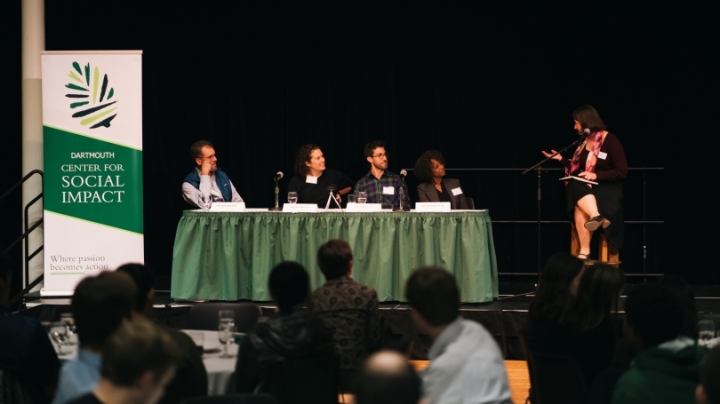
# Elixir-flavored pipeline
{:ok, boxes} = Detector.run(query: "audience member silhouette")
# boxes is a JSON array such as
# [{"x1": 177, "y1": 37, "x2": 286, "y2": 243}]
[
  {"x1": 0, "y1": 251, "x2": 61, "y2": 403},
  {"x1": 406, "y1": 267, "x2": 511, "y2": 404},
  {"x1": 235, "y1": 261, "x2": 334, "y2": 400},
  {"x1": 308, "y1": 239, "x2": 381, "y2": 390},
  {"x1": 611, "y1": 283, "x2": 705, "y2": 404},
  {"x1": 697, "y1": 344, "x2": 720, "y2": 404},
  {"x1": 117, "y1": 263, "x2": 208, "y2": 404},
  {"x1": 352, "y1": 350, "x2": 423, "y2": 404},
  {"x1": 67, "y1": 318, "x2": 179, "y2": 404},
  {"x1": 53, "y1": 272, "x2": 137, "y2": 404}
]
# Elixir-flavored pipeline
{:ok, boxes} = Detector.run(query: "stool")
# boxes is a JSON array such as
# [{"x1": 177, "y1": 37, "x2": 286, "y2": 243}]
[{"x1": 570, "y1": 225, "x2": 620, "y2": 264}]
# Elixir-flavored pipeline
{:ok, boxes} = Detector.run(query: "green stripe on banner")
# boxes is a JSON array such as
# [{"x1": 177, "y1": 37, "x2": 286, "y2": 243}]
[{"x1": 44, "y1": 125, "x2": 143, "y2": 234}]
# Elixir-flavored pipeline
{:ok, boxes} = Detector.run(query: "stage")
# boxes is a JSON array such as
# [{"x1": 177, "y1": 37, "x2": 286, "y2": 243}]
[{"x1": 21, "y1": 282, "x2": 720, "y2": 361}]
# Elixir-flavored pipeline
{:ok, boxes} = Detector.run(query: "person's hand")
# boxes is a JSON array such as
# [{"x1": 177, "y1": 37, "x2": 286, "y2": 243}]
[
  {"x1": 335, "y1": 193, "x2": 342, "y2": 202},
  {"x1": 578, "y1": 171, "x2": 597, "y2": 181},
  {"x1": 541, "y1": 149, "x2": 562, "y2": 161},
  {"x1": 200, "y1": 159, "x2": 213, "y2": 176}
]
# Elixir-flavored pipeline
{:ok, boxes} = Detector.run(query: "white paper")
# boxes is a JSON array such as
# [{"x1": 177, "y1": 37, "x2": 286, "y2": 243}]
[
  {"x1": 282, "y1": 203, "x2": 319, "y2": 213},
  {"x1": 415, "y1": 202, "x2": 452, "y2": 212},
  {"x1": 345, "y1": 203, "x2": 384, "y2": 212},
  {"x1": 382, "y1": 186, "x2": 395, "y2": 195},
  {"x1": 209, "y1": 202, "x2": 246, "y2": 212},
  {"x1": 451, "y1": 187, "x2": 463, "y2": 196},
  {"x1": 597, "y1": 151, "x2": 607, "y2": 160},
  {"x1": 306, "y1": 175, "x2": 318, "y2": 184}
]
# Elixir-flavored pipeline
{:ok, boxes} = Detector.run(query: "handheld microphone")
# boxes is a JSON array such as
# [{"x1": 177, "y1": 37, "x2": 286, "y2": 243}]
[
  {"x1": 274, "y1": 171, "x2": 284, "y2": 181},
  {"x1": 581, "y1": 128, "x2": 591, "y2": 138},
  {"x1": 399, "y1": 169, "x2": 407, "y2": 179}
]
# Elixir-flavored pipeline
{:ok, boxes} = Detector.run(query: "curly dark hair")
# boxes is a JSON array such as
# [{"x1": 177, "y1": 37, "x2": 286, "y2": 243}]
[
  {"x1": 413, "y1": 150, "x2": 446, "y2": 182},
  {"x1": 294, "y1": 144, "x2": 321, "y2": 176}
]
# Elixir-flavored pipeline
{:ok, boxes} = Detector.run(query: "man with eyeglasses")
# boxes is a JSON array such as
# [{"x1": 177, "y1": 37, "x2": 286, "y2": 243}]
[
  {"x1": 354, "y1": 140, "x2": 410, "y2": 210},
  {"x1": 182, "y1": 140, "x2": 243, "y2": 208}
]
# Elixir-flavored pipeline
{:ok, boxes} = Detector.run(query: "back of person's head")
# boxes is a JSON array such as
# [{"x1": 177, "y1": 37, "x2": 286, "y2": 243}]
[
  {"x1": 72, "y1": 271, "x2": 137, "y2": 348},
  {"x1": 698, "y1": 344, "x2": 720, "y2": 404},
  {"x1": 116, "y1": 263, "x2": 156, "y2": 315},
  {"x1": 405, "y1": 267, "x2": 459, "y2": 327},
  {"x1": 0, "y1": 251, "x2": 12, "y2": 305},
  {"x1": 562, "y1": 263, "x2": 624, "y2": 331},
  {"x1": 625, "y1": 283, "x2": 686, "y2": 348},
  {"x1": 353, "y1": 351, "x2": 422, "y2": 404},
  {"x1": 269, "y1": 262, "x2": 310, "y2": 314},
  {"x1": 100, "y1": 318, "x2": 178, "y2": 392},
  {"x1": 317, "y1": 239, "x2": 353, "y2": 281},
  {"x1": 660, "y1": 274, "x2": 699, "y2": 339},
  {"x1": 529, "y1": 253, "x2": 584, "y2": 322}
]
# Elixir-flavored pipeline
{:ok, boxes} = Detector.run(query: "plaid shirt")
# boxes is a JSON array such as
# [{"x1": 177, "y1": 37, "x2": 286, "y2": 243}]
[{"x1": 354, "y1": 171, "x2": 411, "y2": 210}]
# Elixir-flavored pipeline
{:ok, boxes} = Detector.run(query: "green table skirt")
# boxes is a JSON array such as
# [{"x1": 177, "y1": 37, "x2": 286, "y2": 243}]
[{"x1": 171, "y1": 211, "x2": 498, "y2": 302}]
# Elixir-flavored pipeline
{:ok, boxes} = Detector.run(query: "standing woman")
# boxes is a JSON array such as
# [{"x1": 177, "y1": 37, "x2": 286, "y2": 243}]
[
  {"x1": 414, "y1": 150, "x2": 470, "y2": 209},
  {"x1": 288, "y1": 144, "x2": 353, "y2": 208},
  {"x1": 542, "y1": 105, "x2": 628, "y2": 260}
]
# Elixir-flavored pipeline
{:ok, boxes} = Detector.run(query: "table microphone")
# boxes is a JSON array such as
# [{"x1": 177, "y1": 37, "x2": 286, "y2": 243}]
[{"x1": 269, "y1": 171, "x2": 284, "y2": 211}]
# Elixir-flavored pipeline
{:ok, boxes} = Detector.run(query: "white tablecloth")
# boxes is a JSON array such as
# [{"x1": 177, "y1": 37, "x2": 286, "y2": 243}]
[{"x1": 55, "y1": 330, "x2": 239, "y2": 396}]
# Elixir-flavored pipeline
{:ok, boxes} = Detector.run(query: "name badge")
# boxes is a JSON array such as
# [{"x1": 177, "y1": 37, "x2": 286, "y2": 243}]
[
  {"x1": 451, "y1": 187, "x2": 463, "y2": 196},
  {"x1": 597, "y1": 151, "x2": 607, "y2": 160},
  {"x1": 306, "y1": 175, "x2": 318, "y2": 184},
  {"x1": 383, "y1": 186, "x2": 395, "y2": 195}
]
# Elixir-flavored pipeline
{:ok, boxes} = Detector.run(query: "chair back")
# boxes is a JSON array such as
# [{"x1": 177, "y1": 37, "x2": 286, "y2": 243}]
[
  {"x1": 186, "y1": 303, "x2": 262, "y2": 332},
  {"x1": 180, "y1": 393, "x2": 277, "y2": 404},
  {"x1": 258, "y1": 355, "x2": 338, "y2": 404},
  {"x1": 466, "y1": 196, "x2": 475, "y2": 210},
  {"x1": 525, "y1": 351, "x2": 587, "y2": 404},
  {"x1": 0, "y1": 369, "x2": 32, "y2": 404}
]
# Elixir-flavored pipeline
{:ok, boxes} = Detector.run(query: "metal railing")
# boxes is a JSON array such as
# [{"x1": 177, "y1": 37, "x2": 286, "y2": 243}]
[
  {"x1": 403, "y1": 166, "x2": 664, "y2": 278},
  {"x1": 1, "y1": 169, "x2": 44, "y2": 307}
]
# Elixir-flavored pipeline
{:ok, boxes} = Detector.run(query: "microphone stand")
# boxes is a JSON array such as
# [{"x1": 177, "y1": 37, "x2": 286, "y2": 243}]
[
  {"x1": 394, "y1": 176, "x2": 409, "y2": 212},
  {"x1": 324, "y1": 185, "x2": 343, "y2": 212},
  {"x1": 522, "y1": 135, "x2": 586, "y2": 275},
  {"x1": 269, "y1": 176, "x2": 282, "y2": 211}
]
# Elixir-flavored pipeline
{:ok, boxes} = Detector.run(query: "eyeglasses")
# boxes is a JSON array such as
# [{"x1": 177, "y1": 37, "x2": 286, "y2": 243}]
[
  {"x1": 372, "y1": 153, "x2": 388, "y2": 159},
  {"x1": 199, "y1": 154, "x2": 217, "y2": 160}
]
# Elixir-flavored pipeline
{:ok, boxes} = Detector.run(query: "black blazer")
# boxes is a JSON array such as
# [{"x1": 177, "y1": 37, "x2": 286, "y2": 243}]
[{"x1": 416, "y1": 178, "x2": 470, "y2": 210}]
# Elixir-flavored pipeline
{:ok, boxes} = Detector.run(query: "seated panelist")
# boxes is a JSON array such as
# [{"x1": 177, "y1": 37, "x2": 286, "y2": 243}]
[
  {"x1": 182, "y1": 140, "x2": 243, "y2": 208},
  {"x1": 414, "y1": 150, "x2": 470, "y2": 210},
  {"x1": 287, "y1": 144, "x2": 352, "y2": 208}
]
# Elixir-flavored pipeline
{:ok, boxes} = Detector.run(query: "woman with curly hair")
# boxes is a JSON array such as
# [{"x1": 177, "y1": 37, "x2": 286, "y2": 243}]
[
  {"x1": 414, "y1": 150, "x2": 470, "y2": 209},
  {"x1": 287, "y1": 144, "x2": 353, "y2": 208}
]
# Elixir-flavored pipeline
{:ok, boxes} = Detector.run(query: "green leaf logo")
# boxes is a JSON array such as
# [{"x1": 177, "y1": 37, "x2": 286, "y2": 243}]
[{"x1": 65, "y1": 62, "x2": 118, "y2": 129}]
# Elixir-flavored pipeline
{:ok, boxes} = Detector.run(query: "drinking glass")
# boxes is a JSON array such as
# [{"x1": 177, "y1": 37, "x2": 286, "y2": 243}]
[
  {"x1": 699, "y1": 320, "x2": 715, "y2": 342},
  {"x1": 60, "y1": 313, "x2": 77, "y2": 345},
  {"x1": 218, "y1": 322, "x2": 236, "y2": 358},
  {"x1": 201, "y1": 194, "x2": 212, "y2": 211},
  {"x1": 219, "y1": 310, "x2": 235, "y2": 325},
  {"x1": 357, "y1": 192, "x2": 367, "y2": 204},
  {"x1": 49, "y1": 322, "x2": 69, "y2": 354},
  {"x1": 347, "y1": 194, "x2": 357, "y2": 203},
  {"x1": 287, "y1": 192, "x2": 298, "y2": 204}
]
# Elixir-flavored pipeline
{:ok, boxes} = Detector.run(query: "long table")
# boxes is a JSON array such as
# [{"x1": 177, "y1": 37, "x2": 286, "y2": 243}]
[{"x1": 171, "y1": 210, "x2": 498, "y2": 303}]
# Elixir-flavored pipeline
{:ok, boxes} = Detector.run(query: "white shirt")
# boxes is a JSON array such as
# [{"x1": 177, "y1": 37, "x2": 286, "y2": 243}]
[
  {"x1": 182, "y1": 168, "x2": 243, "y2": 208},
  {"x1": 423, "y1": 317, "x2": 512, "y2": 404}
]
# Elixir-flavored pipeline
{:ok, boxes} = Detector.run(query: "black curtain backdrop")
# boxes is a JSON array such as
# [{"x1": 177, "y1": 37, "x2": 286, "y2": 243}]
[{"x1": 3, "y1": 1, "x2": 719, "y2": 293}]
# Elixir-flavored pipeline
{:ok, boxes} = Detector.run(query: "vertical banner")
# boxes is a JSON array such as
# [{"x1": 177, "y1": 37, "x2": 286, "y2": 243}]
[{"x1": 41, "y1": 51, "x2": 143, "y2": 296}]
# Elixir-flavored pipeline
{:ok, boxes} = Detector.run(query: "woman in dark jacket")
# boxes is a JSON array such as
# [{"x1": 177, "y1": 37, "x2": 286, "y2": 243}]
[{"x1": 414, "y1": 150, "x2": 470, "y2": 209}]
